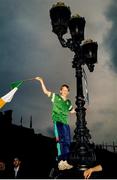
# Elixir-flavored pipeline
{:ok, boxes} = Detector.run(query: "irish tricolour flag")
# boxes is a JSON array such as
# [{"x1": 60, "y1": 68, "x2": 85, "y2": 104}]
[{"x1": 0, "y1": 81, "x2": 23, "y2": 109}]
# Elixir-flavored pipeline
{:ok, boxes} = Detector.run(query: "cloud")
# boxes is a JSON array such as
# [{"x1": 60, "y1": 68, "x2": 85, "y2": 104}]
[{"x1": 104, "y1": 0, "x2": 117, "y2": 73}]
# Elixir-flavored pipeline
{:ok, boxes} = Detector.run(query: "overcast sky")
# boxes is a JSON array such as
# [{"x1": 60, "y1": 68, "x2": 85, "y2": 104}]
[{"x1": 0, "y1": 0, "x2": 117, "y2": 145}]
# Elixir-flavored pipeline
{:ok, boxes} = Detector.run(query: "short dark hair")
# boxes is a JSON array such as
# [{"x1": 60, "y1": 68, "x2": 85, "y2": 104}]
[{"x1": 60, "y1": 84, "x2": 70, "y2": 91}]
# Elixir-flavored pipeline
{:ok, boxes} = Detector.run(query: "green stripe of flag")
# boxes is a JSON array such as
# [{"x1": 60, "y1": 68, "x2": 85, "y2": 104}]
[{"x1": 11, "y1": 80, "x2": 24, "y2": 89}]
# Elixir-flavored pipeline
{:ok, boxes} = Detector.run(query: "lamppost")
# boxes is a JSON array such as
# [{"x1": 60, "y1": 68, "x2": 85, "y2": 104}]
[{"x1": 49, "y1": 2, "x2": 98, "y2": 170}]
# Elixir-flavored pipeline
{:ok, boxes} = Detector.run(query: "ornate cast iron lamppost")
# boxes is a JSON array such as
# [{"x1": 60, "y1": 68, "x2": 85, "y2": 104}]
[{"x1": 49, "y1": 2, "x2": 98, "y2": 170}]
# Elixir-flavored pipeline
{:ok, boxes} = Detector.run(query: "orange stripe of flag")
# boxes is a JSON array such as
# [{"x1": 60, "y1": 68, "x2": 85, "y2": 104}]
[{"x1": 0, "y1": 98, "x2": 6, "y2": 108}]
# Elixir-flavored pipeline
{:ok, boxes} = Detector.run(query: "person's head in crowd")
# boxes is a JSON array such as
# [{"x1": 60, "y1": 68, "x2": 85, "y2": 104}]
[{"x1": 13, "y1": 157, "x2": 21, "y2": 168}]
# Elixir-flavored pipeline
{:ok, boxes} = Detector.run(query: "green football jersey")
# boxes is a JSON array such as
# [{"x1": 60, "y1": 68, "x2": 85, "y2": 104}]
[{"x1": 50, "y1": 93, "x2": 73, "y2": 124}]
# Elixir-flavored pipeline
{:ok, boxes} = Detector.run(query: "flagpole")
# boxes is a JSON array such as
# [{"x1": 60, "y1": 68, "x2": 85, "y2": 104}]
[{"x1": 23, "y1": 78, "x2": 35, "y2": 82}]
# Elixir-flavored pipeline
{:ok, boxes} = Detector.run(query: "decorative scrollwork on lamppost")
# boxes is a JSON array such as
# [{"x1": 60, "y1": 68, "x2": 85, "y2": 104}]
[{"x1": 49, "y1": 2, "x2": 98, "y2": 170}]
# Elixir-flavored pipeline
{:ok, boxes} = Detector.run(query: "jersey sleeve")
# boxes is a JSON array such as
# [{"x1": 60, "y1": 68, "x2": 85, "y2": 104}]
[
  {"x1": 68, "y1": 101, "x2": 73, "y2": 111},
  {"x1": 50, "y1": 92, "x2": 56, "y2": 102}
]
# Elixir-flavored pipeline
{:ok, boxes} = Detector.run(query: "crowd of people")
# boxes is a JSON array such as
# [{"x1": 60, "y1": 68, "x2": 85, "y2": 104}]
[
  {"x1": 0, "y1": 157, "x2": 103, "y2": 179},
  {"x1": 0, "y1": 157, "x2": 26, "y2": 178}
]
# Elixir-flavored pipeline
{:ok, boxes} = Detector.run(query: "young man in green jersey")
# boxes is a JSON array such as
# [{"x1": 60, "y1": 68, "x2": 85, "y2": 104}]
[{"x1": 35, "y1": 76, "x2": 76, "y2": 170}]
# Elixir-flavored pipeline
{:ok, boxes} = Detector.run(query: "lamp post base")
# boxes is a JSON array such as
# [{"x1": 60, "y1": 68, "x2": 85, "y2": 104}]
[{"x1": 68, "y1": 140, "x2": 96, "y2": 170}]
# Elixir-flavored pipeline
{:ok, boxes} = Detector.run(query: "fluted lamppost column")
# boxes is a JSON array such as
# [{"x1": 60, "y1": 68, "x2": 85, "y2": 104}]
[{"x1": 49, "y1": 2, "x2": 98, "y2": 170}]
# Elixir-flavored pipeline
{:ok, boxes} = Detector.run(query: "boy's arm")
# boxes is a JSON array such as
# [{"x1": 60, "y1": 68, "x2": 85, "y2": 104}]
[{"x1": 35, "y1": 77, "x2": 51, "y2": 97}]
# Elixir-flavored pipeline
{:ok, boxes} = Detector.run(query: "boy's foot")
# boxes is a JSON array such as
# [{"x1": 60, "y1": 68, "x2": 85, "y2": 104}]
[
  {"x1": 58, "y1": 160, "x2": 73, "y2": 170},
  {"x1": 64, "y1": 160, "x2": 73, "y2": 170},
  {"x1": 58, "y1": 160, "x2": 66, "y2": 170}
]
